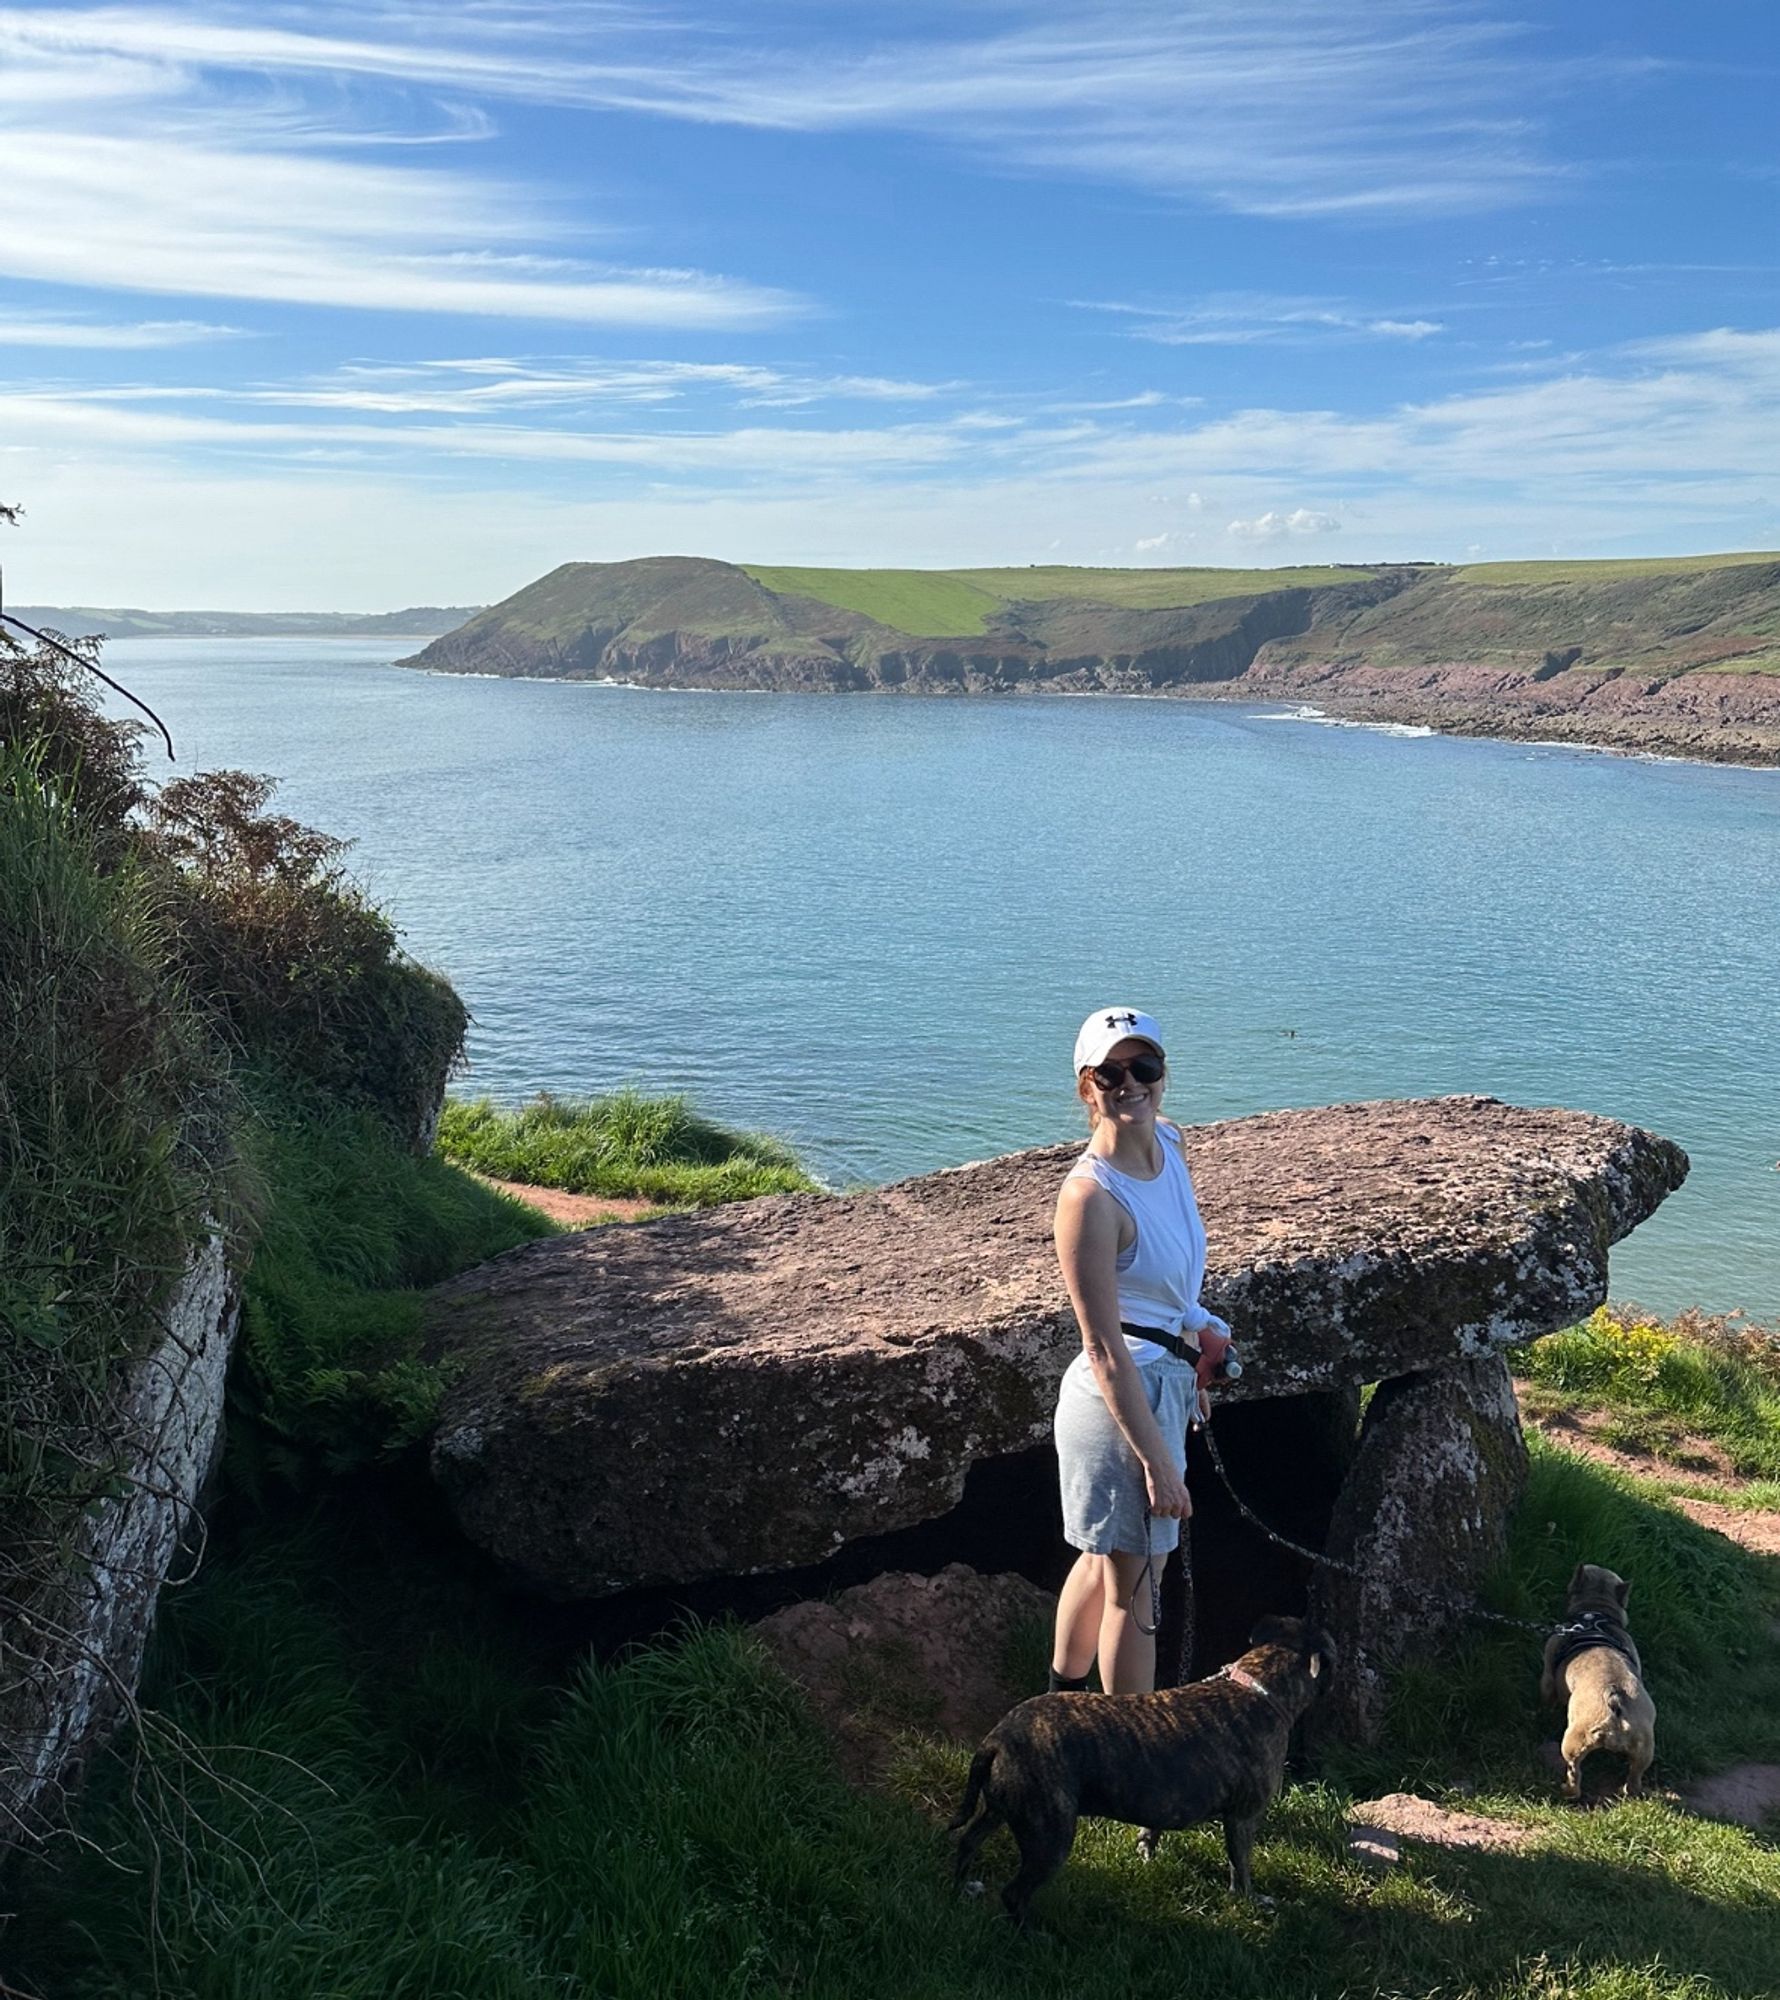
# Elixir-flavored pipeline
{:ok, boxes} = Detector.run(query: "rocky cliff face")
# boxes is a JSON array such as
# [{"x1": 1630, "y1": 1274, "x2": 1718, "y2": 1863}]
[{"x1": 1227, "y1": 654, "x2": 1780, "y2": 764}]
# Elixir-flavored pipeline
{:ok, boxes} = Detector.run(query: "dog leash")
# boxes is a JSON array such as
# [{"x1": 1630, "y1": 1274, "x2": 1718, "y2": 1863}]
[
  {"x1": 1133, "y1": 1505, "x2": 1163, "y2": 1637},
  {"x1": 1197, "y1": 1413, "x2": 1568, "y2": 1640}
]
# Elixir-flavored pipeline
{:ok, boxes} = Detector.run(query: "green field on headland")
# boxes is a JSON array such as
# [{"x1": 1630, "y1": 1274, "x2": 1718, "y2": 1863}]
[
  {"x1": 739, "y1": 562, "x2": 1396, "y2": 636},
  {"x1": 1457, "y1": 550, "x2": 1780, "y2": 587}
]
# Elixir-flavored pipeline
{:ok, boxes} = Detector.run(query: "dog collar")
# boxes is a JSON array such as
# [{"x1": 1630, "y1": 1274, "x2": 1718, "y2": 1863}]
[{"x1": 1220, "y1": 1665, "x2": 1278, "y2": 1704}]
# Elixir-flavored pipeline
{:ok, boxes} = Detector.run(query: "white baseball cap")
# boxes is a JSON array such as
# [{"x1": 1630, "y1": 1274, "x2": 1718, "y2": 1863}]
[{"x1": 1073, "y1": 1007, "x2": 1166, "y2": 1073}]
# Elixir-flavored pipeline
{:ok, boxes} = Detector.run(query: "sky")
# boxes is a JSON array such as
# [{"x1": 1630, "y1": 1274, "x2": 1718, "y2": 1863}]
[{"x1": 1, "y1": 0, "x2": 1777, "y2": 607}]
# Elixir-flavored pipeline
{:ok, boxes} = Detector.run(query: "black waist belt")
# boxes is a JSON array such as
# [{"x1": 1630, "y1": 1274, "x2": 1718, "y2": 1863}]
[{"x1": 1120, "y1": 1322, "x2": 1201, "y2": 1365}]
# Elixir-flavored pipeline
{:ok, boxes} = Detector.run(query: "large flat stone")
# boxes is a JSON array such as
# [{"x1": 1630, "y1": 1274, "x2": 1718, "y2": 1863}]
[{"x1": 423, "y1": 1096, "x2": 1684, "y2": 1600}]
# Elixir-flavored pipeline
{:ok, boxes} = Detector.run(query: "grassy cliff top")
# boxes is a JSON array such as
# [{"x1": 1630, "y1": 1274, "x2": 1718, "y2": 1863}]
[
  {"x1": 739, "y1": 561, "x2": 1406, "y2": 635},
  {"x1": 1454, "y1": 550, "x2": 1780, "y2": 587}
]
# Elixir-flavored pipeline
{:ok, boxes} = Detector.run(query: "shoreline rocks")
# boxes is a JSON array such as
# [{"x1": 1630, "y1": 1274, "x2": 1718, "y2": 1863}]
[{"x1": 1207, "y1": 661, "x2": 1780, "y2": 767}]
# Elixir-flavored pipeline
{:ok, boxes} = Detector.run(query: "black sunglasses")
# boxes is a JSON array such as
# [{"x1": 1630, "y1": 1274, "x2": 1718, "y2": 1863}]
[{"x1": 1087, "y1": 1053, "x2": 1165, "y2": 1090}]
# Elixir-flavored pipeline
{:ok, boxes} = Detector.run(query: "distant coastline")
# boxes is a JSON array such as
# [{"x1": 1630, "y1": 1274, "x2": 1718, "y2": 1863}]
[
  {"x1": 15, "y1": 604, "x2": 481, "y2": 640},
  {"x1": 397, "y1": 552, "x2": 1780, "y2": 770}
]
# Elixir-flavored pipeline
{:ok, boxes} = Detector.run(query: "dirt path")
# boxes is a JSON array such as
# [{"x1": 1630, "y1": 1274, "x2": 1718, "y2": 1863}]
[
  {"x1": 1347, "y1": 1794, "x2": 1535, "y2": 1865},
  {"x1": 473, "y1": 1174, "x2": 658, "y2": 1228},
  {"x1": 1517, "y1": 1396, "x2": 1780, "y2": 1557}
]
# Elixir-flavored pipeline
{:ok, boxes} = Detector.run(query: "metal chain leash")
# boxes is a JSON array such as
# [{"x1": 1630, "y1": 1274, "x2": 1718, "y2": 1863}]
[{"x1": 1196, "y1": 1411, "x2": 1569, "y2": 1641}]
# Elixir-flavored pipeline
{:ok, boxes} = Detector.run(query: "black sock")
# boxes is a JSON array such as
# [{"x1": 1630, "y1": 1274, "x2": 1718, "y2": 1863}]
[{"x1": 1047, "y1": 1669, "x2": 1092, "y2": 1693}]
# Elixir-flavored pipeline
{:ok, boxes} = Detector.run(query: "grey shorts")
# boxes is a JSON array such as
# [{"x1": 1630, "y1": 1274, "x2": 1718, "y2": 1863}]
[{"x1": 1054, "y1": 1350, "x2": 1196, "y2": 1557}]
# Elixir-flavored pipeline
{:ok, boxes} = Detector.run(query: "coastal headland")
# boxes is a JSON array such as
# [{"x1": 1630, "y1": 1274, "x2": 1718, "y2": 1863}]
[{"x1": 401, "y1": 551, "x2": 1780, "y2": 765}]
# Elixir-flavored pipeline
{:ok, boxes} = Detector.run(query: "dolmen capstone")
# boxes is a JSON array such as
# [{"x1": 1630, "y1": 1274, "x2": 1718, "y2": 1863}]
[{"x1": 423, "y1": 1096, "x2": 1686, "y2": 1737}]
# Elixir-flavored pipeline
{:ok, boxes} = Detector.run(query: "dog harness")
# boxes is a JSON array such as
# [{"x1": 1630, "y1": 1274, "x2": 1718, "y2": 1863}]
[{"x1": 1546, "y1": 1611, "x2": 1639, "y2": 1679}]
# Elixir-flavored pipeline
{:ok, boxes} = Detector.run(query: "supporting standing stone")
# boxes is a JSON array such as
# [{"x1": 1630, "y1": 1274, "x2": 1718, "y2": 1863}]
[{"x1": 1313, "y1": 1354, "x2": 1529, "y2": 1741}]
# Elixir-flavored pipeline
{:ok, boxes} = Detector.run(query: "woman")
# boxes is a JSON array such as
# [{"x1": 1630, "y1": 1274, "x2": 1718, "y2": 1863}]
[{"x1": 1049, "y1": 1007, "x2": 1231, "y2": 1696}]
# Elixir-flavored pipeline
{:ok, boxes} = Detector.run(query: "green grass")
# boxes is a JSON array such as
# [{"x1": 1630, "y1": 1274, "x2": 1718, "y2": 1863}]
[
  {"x1": 0, "y1": 738, "x2": 230, "y2": 1647},
  {"x1": 743, "y1": 562, "x2": 1397, "y2": 636},
  {"x1": 10, "y1": 1436, "x2": 1780, "y2": 1999},
  {"x1": 1696, "y1": 648, "x2": 1780, "y2": 674},
  {"x1": 1518, "y1": 1309, "x2": 1780, "y2": 1482},
  {"x1": 436, "y1": 1090, "x2": 819, "y2": 1207},
  {"x1": 947, "y1": 563, "x2": 1394, "y2": 610},
  {"x1": 743, "y1": 565, "x2": 1008, "y2": 637},
  {"x1": 229, "y1": 1072, "x2": 553, "y2": 1481},
  {"x1": 1456, "y1": 551, "x2": 1779, "y2": 587},
  {"x1": 1350, "y1": 1437, "x2": 1780, "y2": 1789}
]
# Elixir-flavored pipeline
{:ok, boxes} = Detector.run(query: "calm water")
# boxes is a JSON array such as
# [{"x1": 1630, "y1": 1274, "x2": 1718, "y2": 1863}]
[{"x1": 100, "y1": 637, "x2": 1780, "y2": 1316}]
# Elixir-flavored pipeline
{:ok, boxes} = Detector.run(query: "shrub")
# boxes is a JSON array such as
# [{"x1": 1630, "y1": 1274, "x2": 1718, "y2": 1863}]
[
  {"x1": 1520, "y1": 1305, "x2": 1780, "y2": 1480},
  {"x1": 0, "y1": 625, "x2": 146, "y2": 850},
  {"x1": 146, "y1": 769, "x2": 467, "y2": 1142}
]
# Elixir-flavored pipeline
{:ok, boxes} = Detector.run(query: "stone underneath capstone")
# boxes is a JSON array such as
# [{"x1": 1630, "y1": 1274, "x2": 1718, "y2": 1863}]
[{"x1": 423, "y1": 1096, "x2": 1685, "y2": 1656}]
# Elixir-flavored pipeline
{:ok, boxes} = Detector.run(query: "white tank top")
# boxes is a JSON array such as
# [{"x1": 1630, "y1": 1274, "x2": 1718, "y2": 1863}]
[{"x1": 1067, "y1": 1121, "x2": 1209, "y2": 1364}]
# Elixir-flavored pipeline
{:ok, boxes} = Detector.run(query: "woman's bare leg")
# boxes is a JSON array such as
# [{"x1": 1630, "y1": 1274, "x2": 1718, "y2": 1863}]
[
  {"x1": 1051, "y1": 1551, "x2": 1105, "y2": 1681},
  {"x1": 1098, "y1": 1548, "x2": 1158, "y2": 1694}
]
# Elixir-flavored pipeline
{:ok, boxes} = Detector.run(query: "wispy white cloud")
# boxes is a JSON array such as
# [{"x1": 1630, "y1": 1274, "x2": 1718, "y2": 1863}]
[
  {"x1": 0, "y1": 12, "x2": 798, "y2": 327},
  {"x1": 1076, "y1": 294, "x2": 1447, "y2": 346},
  {"x1": 8, "y1": 360, "x2": 1775, "y2": 608},
  {"x1": 0, "y1": 312, "x2": 242, "y2": 348},
  {"x1": 0, "y1": 2, "x2": 1564, "y2": 222},
  {"x1": 0, "y1": 389, "x2": 997, "y2": 476},
  {"x1": 17, "y1": 354, "x2": 953, "y2": 417},
  {"x1": 10, "y1": 318, "x2": 1778, "y2": 520},
  {"x1": 1042, "y1": 390, "x2": 1197, "y2": 413}
]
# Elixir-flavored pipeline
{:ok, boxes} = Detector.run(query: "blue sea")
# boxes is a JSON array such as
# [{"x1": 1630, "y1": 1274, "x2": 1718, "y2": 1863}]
[{"x1": 100, "y1": 637, "x2": 1780, "y2": 1316}]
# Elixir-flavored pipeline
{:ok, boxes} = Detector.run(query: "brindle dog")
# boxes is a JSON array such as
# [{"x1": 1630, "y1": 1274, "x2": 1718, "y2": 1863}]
[{"x1": 950, "y1": 1615, "x2": 1335, "y2": 1927}]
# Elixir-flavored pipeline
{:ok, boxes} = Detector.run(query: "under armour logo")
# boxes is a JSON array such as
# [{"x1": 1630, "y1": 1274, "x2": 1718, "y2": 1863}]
[{"x1": 1105, "y1": 1011, "x2": 1138, "y2": 1030}]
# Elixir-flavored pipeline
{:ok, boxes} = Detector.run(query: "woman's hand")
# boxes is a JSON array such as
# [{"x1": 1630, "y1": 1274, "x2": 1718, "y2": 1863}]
[{"x1": 1144, "y1": 1457, "x2": 1191, "y2": 1519}]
